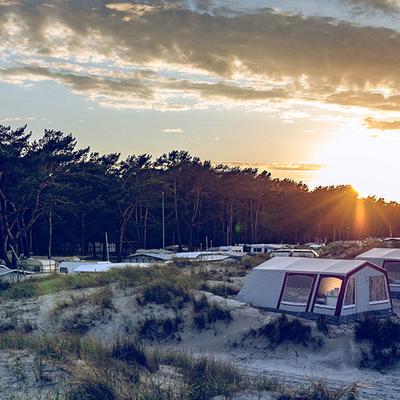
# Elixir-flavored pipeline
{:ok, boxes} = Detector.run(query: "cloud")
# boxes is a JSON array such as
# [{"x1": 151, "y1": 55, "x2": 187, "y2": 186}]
[
  {"x1": 268, "y1": 163, "x2": 326, "y2": 172},
  {"x1": 105, "y1": 2, "x2": 179, "y2": 20},
  {"x1": 162, "y1": 128, "x2": 184, "y2": 133},
  {"x1": 2, "y1": 2, "x2": 400, "y2": 111},
  {"x1": 219, "y1": 161, "x2": 325, "y2": 172},
  {"x1": 344, "y1": 0, "x2": 400, "y2": 15},
  {"x1": 364, "y1": 116, "x2": 400, "y2": 130}
]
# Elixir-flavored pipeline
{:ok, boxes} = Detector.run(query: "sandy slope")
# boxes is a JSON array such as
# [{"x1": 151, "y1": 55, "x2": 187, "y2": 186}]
[{"x1": 2, "y1": 277, "x2": 400, "y2": 399}]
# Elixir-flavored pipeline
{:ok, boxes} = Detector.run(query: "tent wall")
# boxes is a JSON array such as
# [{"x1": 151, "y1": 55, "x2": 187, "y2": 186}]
[
  {"x1": 356, "y1": 254, "x2": 400, "y2": 297},
  {"x1": 339, "y1": 266, "x2": 391, "y2": 316},
  {"x1": 236, "y1": 269, "x2": 284, "y2": 308}
]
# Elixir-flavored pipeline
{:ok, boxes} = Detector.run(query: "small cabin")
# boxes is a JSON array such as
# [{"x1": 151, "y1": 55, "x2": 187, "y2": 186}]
[{"x1": 237, "y1": 257, "x2": 392, "y2": 322}]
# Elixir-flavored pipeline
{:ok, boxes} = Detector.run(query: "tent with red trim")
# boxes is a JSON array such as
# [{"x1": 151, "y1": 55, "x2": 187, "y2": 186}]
[
  {"x1": 237, "y1": 257, "x2": 392, "y2": 322},
  {"x1": 356, "y1": 248, "x2": 400, "y2": 296}
]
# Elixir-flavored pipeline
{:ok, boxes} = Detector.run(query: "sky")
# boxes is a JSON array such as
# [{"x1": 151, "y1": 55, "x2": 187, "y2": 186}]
[{"x1": 1, "y1": 0, "x2": 400, "y2": 200}]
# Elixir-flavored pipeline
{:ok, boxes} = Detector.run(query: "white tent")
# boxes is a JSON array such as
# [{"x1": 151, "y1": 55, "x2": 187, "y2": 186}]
[
  {"x1": 59, "y1": 261, "x2": 150, "y2": 274},
  {"x1": 356, "y1": 248, "x2": 400, "y2": 296},
  {"x1": 21, "y1": 258, "x2": 57, "y2": 273},
  {"x1": 73, "y1": 262, "x2": 150, "y2": 273},
  {"x1": 174, "y1": 252, "x2": 236, "y2": 263},
  {"x1": 237, "y1": 257, "x2": 392, "y2": 322}
]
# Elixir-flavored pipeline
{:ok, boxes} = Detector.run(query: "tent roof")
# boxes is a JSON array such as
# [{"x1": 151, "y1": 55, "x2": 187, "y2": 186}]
[
  {"x1": 356, "y1": 248, "x2": 400, "y2": 260},
  {"x1": 128, "y1": 252, "x2": 173, "y2": 261},
  {"x1": 74, "y1": 262, "x2": 150, "y2": 273},
  {"x1": 255, "y1": 257, "x2": 371, "y2": 275}
]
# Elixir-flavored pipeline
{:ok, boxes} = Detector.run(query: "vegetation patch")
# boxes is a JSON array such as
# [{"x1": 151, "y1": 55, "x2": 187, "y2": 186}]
[
  {"x1": 192, "y1": 295, "x2": 232, "y2": 330},
  {"x1": 355, "y1": 316, "x2": 400, "y2": 370},
  {"x1": 201, "y1": 283, "x2": 239, "y2": 297},
  {"x1": 138, "y1": 278, "x2": 191, "y2": 308},
  {"x1": 139, "y1": 317, "x2": 182, "y2": 341},
  {"x1": 0, "y1": 331, "x2": 360, "y2": 400},
  {"x1": 256, "y1": 314, "x2": 323, "y2": 349},
  {"x1": 278, "y1": 380, "x2": 361, "y2": 400}
]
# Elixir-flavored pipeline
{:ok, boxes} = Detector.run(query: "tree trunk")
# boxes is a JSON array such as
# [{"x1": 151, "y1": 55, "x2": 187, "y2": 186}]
[
  {"x1": 48, "y1": 209, "x2": 53, "y2": 260},
  {"x1": 80, "y1": 213, "x2": 86, "y2": 256},
  {"x1": 173, "y1": 176, "x2": 182, "y2": 248}
]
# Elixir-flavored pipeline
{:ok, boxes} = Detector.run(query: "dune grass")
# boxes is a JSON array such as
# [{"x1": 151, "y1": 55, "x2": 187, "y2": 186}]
[{"x1": 0, "y1": 265, "x2": 199, "y2": 302}]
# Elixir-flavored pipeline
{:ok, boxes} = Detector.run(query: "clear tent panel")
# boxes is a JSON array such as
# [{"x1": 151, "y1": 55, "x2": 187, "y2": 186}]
[
  {"x1": 281, "y1": 274, "x2": 314, "y2": 305},
  {"x1": 314, "y1": 277, "x2": 342, "y2": 309}
]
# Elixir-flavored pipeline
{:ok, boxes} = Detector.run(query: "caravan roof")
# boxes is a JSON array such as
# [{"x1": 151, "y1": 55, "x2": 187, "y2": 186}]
[
  {"x1": 356, "y1": 248, "x2": 400, "y2": 260},
  {"x1": 256, "y1": 256, "x2": 369, "y2": 275}
]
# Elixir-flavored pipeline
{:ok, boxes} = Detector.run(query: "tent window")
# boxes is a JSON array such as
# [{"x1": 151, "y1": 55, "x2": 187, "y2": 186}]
[
  {"x1": 344, "y1": 277, "x2": 355, "y2": 306},
  {"x1": 281, "y1": 274, "x2": 314, "y2": 305},
  {"x1": 385, "y1": 262, "x2": 400, "y2": 286},
  {"x1": 369, "y1": 276, "x2": 388, "y2": 303},
  {"x1": 315, "y1": 277, "x2": 342, "y2": 309}
]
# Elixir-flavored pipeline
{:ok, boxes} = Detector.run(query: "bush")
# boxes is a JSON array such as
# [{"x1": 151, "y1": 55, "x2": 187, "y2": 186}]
[
  {"x1": 192, "y1": 296, "x2": 232, "y2": 330},
  {"x1": 355, "y1": 317, "x2": 400, "y2": 370},
  {"x1": 260, "y1": 314, "x2": 318, "y2": 349},
  {"x1": 278, "y1": 380, "x2": 361, "y2": 400},
  {"x1": 111, "y1": 337, "x2": 155, "y2": 371},
  {"x1": 61, "y1": 311, "x2": 94, "y2": 335},
  {"x1": 317, "y1": 315, "x2": 330, "y2": 335},
  {"x1": 65, "y1": 365, "x2": 117, "y2": 400},
  {"x1": 139, "y1": 278, "x2": 192, "y2": 307},
  {"x1": 89, "y1": 287, "x2": 114, "y2": 310},
  {"x1": 201, "y1": 283, "x2": 239, "y2": 297},
  {"x1": 139, "y1": 317, "x2": 182, "y2": 340}
]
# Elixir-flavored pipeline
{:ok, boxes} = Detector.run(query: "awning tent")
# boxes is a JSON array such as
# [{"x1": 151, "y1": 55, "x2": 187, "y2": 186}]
[
  {"x1": 356, "y1": 248, "x2": 400, "y2": 296},
  {"x1": 237, "y1": 257, "x2": 392, "y2": 322}
]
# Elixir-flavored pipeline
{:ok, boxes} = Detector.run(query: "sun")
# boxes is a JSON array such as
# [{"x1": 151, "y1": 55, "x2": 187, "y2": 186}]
[{"x1": 314, "y1": 120, "x2": 400, "y2": 201}]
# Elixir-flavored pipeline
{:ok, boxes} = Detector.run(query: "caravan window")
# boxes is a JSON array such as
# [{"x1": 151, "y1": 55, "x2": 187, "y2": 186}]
[
  {"x1": 343, "y1": 277, "x2": 355, "y2": 307},
  {"x1": 281, "y1": 274, "x2": 314, "y2": 305},
  {"x1": 369, "y1": 276, "x2": 389, "y2": 303},
  {"x1": 314, "y1": 277, "x2": 342, "y2": 309},
  {"x1": 385, "y1": 261, "x2": 400, "y2": 286}
]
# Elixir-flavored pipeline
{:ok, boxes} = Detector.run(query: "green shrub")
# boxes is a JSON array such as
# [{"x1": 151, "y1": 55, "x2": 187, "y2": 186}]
[
  {"x1": 317, "y1": 315, "x2": 330, "y2": 335},
  {"x1": 140, "y1": 279, "x2": 190, "y2": 306},
  {"x1": 139, "y1": 317, "x2": 182, "y2": 340},
  {"x1": 260, "y1": 314, "x2": 318, "y2": 349},
  {"x1": 111, "y1": 337, "x2": 152, "y2": 370},
  {"x1": 192, "y1": 296, "x2": 232, "y2": 330},
  {"x1": 89, "y1": 287, "x2": 114, "y2": 309},
  {"x1": 201, "y1": 284, "x2": 239, "y2": 297},
  {"x1": 182, "y1": 357, "x2": 245, "y2": 400},
  {"x1": 65, "y1": 365, "x2": 117, "y2": 400},
  {"x1": 193, "y1": 313, "x2": 207, "y2": 330},
  {"x1": 278, "y1": 380, "x2": 360, "y2": 400},
  {"x1": 61, "y1": 311, "x2": 94, "y2": 335},
  {"x1": 355, "y1": 317, "x2": 400, "y2": 370}
]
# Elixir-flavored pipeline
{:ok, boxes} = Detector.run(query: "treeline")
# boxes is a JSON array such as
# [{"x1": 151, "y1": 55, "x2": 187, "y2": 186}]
[{"x1": 0, "y1": 125, "x2": 399, "y2": 266}]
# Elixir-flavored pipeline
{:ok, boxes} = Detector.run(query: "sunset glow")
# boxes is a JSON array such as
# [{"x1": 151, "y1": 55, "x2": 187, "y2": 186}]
[{"x1": 1, "y1": 1, "x2": 400, "y2": 200}]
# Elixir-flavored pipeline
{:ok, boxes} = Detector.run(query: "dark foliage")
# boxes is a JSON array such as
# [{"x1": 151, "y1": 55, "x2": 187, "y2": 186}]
[
  {"x1": 139, "y1": 279, "x2": 191, "y2": 307},
  {"x1": 317, "y1": 315, "x2": 330, "y2": 335},
  {"x1": 201, "y1": 283, "x2": 239, "y2": 297},
  {"x1": 259, "y1": 314, "x2": 322, "y2": 349},
  {"x1": 192, "y1": 296, "x2": 232, "y2": 330},
  {"x1": 139, "y1": 317, "x2": 182, "y2": 340},
  {"x1": 355, "y1": 317, "x2": 400, "y2": 370},
  {"x1": 0, "y1": 126, "x2": 398, "y2": 266}
]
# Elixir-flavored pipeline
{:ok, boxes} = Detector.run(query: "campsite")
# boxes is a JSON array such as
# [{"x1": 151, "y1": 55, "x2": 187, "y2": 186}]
[
  {"x1": 3, "y1": 1, "x2": 400, "y2": 398},
  {"x1": 1, "y1": 241, "x2": 400, "y2": 399}
]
